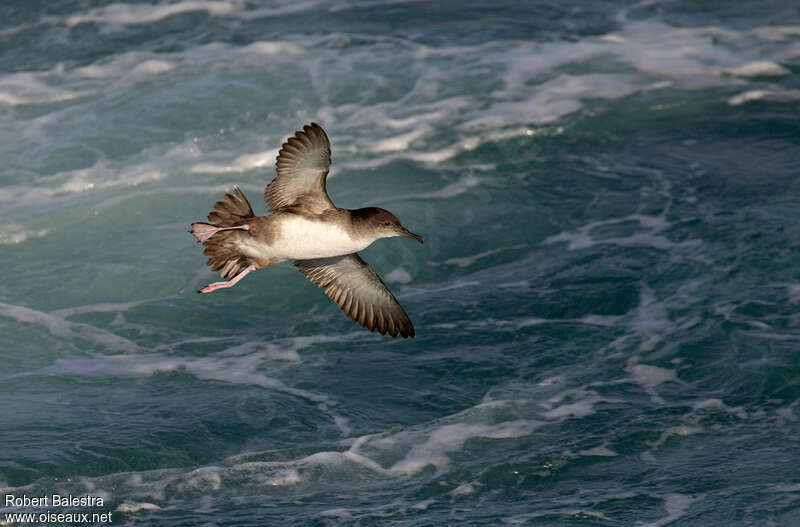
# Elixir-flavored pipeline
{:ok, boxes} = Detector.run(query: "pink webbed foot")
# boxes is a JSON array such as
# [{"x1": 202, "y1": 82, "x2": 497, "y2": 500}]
[
  {"x1": 198, "y1": 265, "x2": 256, "y2": 294},
  {"x1": 190, "y1": 222, "x2": 250, "y2": 243},
  {"x1": 198, "y1": 281, "x2": 233, "y2": 294}
]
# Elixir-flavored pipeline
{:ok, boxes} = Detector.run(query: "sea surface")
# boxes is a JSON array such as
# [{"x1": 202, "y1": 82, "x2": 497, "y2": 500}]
[{"x1": 1, "y1": 1, "x2": 799, "y2": 525}]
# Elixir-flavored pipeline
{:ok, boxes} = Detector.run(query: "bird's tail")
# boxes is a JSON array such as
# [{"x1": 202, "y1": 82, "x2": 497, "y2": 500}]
[
  {"x1": 189, "y1": 187, "x2": 260, "y2": 278},
  {"x1": 207, "y1": 187, "x2": 255, "y2": 227},
  {"x1": 189, "y1": 187, "x2": 255, "y2": 243}
]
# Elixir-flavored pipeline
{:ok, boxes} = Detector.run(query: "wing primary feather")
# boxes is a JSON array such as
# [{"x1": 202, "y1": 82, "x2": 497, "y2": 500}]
[
  {"x1": 294, "y1": 253, "x2": 416, "y2": 338},
  {"x1": 265, "y1": 123, "x2": 333, "y2": 213}
]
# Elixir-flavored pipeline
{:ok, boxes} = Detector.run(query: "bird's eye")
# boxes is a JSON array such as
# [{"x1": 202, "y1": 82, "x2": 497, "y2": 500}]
[{"x1": 384, "y1": 221, "x2": 391, "y2": 226}]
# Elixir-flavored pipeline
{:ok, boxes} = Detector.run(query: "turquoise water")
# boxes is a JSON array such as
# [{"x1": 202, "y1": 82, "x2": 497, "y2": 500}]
[{"x1": 2, "y1": 1, "x2": 800, "y2": 525}]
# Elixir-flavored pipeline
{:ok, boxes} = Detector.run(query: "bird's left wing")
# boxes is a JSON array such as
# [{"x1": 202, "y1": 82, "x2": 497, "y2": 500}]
[{"x1": 295, "y1": 253, "x2": 415, "y2": 338}]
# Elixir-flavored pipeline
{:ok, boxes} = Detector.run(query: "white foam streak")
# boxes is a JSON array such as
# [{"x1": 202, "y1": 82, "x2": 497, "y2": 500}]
[
  {"x1": 0, "y1": 138, "x2": 215, "y2": 212},
  {"x1": 58, "y1": 160, "x2": 167, "y2": 193},
  {"x1": 0, "y1": 302, "x2": 139, "y2": 353},
  {"x1": 423, "y1": 175, "x2": 480, "y2": 199},
  {"x1": 466, "y1": 73, "x2": 639, "y2": 130},
  {"x1": 88, "y1": 183, "x2": 265, "y2": 212},
  {"x1": 316, "y1": 400, "x2": 545, "y2": 478},
  {"x1": 641, "y1": 494, "x2": 699, "y2": 527},
  {"x1": 388, "y1": 420, "x2": 540, "y2": 476},
  {"x1": 0, "y1": 38, "x2": 300, "y2": 110},
  {"x1": 116, "y1": 502, "x2": 161, "y2": 513},
  {"x1": 540, "y1": 388, "x2": 619, "y2": 419},
  {"x1": 38, "y1": 352, "x2": 329, "y2": 404},
  {"x1": 445, "y1": 248, "x2": 504, "y2": 268},
  {"x1": 445, "y1": 244, "x2": 528, "y2": 268},
  {"x1": 65, "y1": 1, "x2": 243, "y2": 28},
  {"x1": 692, "y1": 398, "x2": 748, "y2": 419},
  {"x1": 578, "y1": 445, "x2": 618, "y2": 457},
  {"x1": 51, "y1": 299, "x2": 154, "y2": 319},
  {"x1": 504, "y1": 509, "x2": 611, "y2": 524},
  {"x1": 458, "y1": 21, "x2": 796, "y2": 130},
  {"x1": 723, "y1": 61, "x2": 790, "y2": 77},
  {"x1": 629, "y1": 364, "x2": 681, "y2": 388},
  {"x1": 240, "y1": 41, "x2": 305, "y2": 56},
  {"x1": 190, "y1": 149, "x2": 279, "y2": 174},
  {"x1": 367, "y1": 174, "x2": 480, "y2": 204},
  {"x1": 384, "y1": 267, "x2": 412, "y2": 284},
  {"x1": 728, "y1": 89, "x2": 800, "y2": 106},
  {"x1": 0, "y1": 73, "x2": 91, "y2": 106},
  {"x1": 130, "y1": 59, "x2": 175, "y2": 76},
  {"x1": 368, "y1": 126, "x2": 431, "y2": 153},
  {"x1": 0, "y1": 223, "x2": 50, "y2": 245},
  {"x1": 543, "y1": 214, "x2": 699, "y2": 252}
]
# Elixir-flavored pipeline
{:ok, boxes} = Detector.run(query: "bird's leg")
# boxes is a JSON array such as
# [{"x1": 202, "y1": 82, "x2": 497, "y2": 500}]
[
  {"x1": 198, "y1": 265, "x2": 256, "y2": 294},
  {"x1": 190, "y1": 222, "x2": 250, "y2": 243}
]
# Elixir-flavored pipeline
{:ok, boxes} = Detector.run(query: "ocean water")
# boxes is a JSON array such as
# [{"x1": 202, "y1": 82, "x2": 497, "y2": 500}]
[{"x1": 1, "y1": 0, "x2": 799, "y2": 525}]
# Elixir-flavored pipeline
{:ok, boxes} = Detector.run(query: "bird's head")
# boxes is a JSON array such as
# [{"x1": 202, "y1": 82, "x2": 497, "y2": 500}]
[{"x1": 352, "y1": 207, "x2": 424, "y2": 244}]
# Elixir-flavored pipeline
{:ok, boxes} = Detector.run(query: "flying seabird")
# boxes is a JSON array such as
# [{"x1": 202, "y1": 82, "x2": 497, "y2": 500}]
[{"x1": 190, "y1": 123, "x2": 423, "y2": 338}]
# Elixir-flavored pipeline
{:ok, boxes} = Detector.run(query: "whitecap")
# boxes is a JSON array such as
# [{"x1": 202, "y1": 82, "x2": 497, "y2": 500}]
[
  {"x1": 116, "y1": 502, "x2": 161, "y2": 513},
  {"x1": 629, "y1": 364, "x2": 681, "y2": 388},
  {"x1": 241, "y1": 41, "x2": 305, "y2": 57},
  {"x1": 728, "y1": 89, "x2": 800, "y2": 106},
  {"x1": 723, "y1": 60, "x2": 790, "y2": 77},
  {"x1": 626, "y1": 363, "x2": 684, "y2": 404},
  {"x1": 130, "y1": 59, "x2": 174, "y2": 76},
  {"x1": 259, "y1": 469, "x2": 301, "y2": 487},
  {"x1": 542, "y1": 393, "x2": 614, "y2": 419},
  {"x1": 411, "y1": 498, "x2": 436, "y2": 510},
  {"x1": 449, "y1": 483, "x2": 477, "y2": 496},
  {"x1": 384, "y1": 267, "x2": 412, "y2": 284}
]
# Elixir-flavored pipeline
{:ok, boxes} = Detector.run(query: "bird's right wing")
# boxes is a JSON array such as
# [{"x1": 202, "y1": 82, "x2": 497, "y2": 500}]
[
  {"x1": 295, "y1": 253, "x2": 415, "y2": 338},
  {"x1": 264, "y1": 123, "x2": 334, "y2": 214}
]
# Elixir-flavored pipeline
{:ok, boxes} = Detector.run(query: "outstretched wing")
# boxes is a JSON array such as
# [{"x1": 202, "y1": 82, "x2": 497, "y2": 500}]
[
  {"x1": 265, "y1": 123, "x2": 333, "y2": 213},
  {"x1": 295, "y1": 253, "x2": 415, "y2": 338}
]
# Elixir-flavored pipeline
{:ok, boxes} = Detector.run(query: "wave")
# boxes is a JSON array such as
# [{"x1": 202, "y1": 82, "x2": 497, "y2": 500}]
[{"x1": 0, "y1": 14, "x2": 795, "y2": 232}]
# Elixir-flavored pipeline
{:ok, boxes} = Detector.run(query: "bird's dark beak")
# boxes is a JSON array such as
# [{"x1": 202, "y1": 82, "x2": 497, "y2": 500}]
[{"x1": 401, "y1": 227, "x2": 424, "y2": 244}]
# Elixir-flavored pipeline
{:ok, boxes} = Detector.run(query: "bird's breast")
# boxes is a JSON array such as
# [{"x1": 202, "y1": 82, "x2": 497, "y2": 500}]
[{"x1": 265, "y1": 215, "x2": 368, "y2": 259}]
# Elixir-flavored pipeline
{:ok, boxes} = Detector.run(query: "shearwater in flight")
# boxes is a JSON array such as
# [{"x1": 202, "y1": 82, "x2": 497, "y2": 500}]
[{"x1": 190, "y1": 123, "x2": 423, "y2": 338}]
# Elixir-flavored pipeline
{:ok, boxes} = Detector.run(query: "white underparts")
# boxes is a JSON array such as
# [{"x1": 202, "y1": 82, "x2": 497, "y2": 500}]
[{"x1": 239, "y1": 216, "x2": 373, "y2": 260}]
